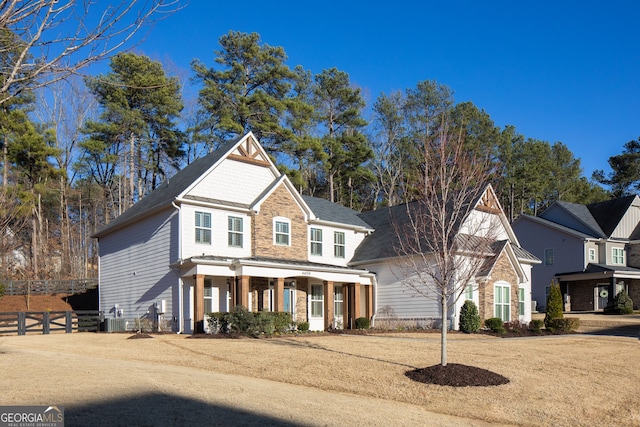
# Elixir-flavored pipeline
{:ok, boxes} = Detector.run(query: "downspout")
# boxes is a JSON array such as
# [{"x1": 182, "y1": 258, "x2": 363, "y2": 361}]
[
  {"x1": 172, "y1": 200, "x2": 183, "y2": 334},
  {"x1": 369, "y1": 272, "x2": 378, "y2": 328}
]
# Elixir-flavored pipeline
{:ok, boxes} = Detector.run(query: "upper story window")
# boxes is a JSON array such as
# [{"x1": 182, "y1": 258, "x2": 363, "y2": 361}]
[
  {"x1": 274, "y1": 218, "x2": 290, "y2": 246},
  {"x1": 310, "y1": 228, "x2": 323, "y2": 256},
  {"x1": 228, "y1": 216, "x2": 243, "y2": 248},
  {"x1": 334, "y1": 231, "x2": 345, "y2": 258},
  {"x1": 588, "y1": 248, "x2": 596, "y2": 262},
  {"x1": 544, "y1": 248, "x2": 554, "y2": 266},
  {"x1": 195, "y1": 211, "x2": 211, "y2": 244},
  {"x1": 612, "y1": 247, "x2": 625, "y2": 265}
]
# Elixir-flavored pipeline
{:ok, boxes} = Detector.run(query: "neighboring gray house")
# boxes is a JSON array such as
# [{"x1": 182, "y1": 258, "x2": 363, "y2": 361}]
[
  {"x1": 513, "y1": 196, "x2": 640, "y2": 311},
  {"x1": 93, "y1": 132, "x2": 539, "y2": 333}
]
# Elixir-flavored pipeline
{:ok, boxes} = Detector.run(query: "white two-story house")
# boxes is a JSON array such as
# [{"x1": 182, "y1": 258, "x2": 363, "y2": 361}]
[{"x1": 94, "y1": 132, "x2": 538, "y2": 332}]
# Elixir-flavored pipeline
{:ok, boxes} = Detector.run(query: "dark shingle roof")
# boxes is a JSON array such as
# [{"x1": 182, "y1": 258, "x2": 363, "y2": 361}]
[
  {"x1": 587, "y1": 196, "x2": 636, "y2": 237},
  {"x1": 302, "y1": 195, "x2": 372, "y2": 230},
  {"x1": 92, "y1": 136, "x2": 242, "y2": 238},
  {"x1": 544, "y1": 201, "x2": 605, "y2": 237}
]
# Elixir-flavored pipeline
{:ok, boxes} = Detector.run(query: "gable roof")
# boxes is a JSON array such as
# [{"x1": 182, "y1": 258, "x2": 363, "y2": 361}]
[
  {"x1": 587, "y1": 195, "x2": 637, "y2": 237},
  {"x1": 541, "y1": 201, "x2": 606, "y2": 238},
  {"x1": 351, "y1": 185, "x2": 538, "y2": 266},
  {"x1": 302, "y1": 195, "x2": 373, "y2": 230},
  {"x1": 538, "y1": 195, "x2": 639, "y2": 239},
  {"x1": 93, "y1": 134, "x2": 246, "y2": 238}
]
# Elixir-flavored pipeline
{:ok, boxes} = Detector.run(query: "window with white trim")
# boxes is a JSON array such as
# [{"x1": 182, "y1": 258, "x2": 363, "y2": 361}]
[
  {"x1": 612, "y1": 247, "x2": 625, "y2": 265},
  {"x1": 310, "y1": 284, "x2": 323, "y2": 317},
  {"x1": 588, "y1": 248, "x2": 596, "y2": 262},
  {"x1": 274, "y1": 218, "x2": 290, "y2": 246},
  {"x1": 334, "y1": 285, "x2": 344, "y2": 318},
  {"x1": 334, "y1": 231, "x2": 345, "y2": 258},
  {"x1": 544, "y1": 248, "x2": 554, "y2": 266},
  {"x1": 518, "y1": 287, "x2": 525, "y2": 315},
  {"x1": 494, "y1": 283, "x2": 511, "y2": 322},
  {"x1": 228, "y1": 216, "x2": 243, "y2": 247},
  {"x1": 310, "y1": 228, "x2": 323, "y2": 256},
  {"x1": 204, "y1": 279, "x2": 213, "y2": 313},
  {"x1": 195, "y1": 211, "x2": 211, "y2": 244},
  {"x1": 465, "y1": 284, "x2": 473, "y2": 301}
]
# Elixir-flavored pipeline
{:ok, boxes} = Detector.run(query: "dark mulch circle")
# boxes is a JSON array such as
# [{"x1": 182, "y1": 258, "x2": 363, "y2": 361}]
[
  {"x1": 127, "y1": 333, "x2": 153, "y2": 339},
  {"x1": 405, "y1": 363, "x2": 509, "y2": 387}
]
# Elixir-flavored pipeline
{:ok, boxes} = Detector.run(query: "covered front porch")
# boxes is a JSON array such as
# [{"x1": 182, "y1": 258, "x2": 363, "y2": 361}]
[
  {"x1": 556, "y1": 264, "x2": 640, "y2": 311},
  {"x1": 176, "y1": 256, "x2": 374, "y2": 333}
]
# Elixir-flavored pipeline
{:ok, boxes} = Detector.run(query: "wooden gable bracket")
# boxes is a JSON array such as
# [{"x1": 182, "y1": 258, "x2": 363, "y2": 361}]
[
  {"x1": 475, "y1": 188, "x2": 502, "y2": 214},
  {"x1": 228, "y1": 134, "x2": 271, "y2": 167}
]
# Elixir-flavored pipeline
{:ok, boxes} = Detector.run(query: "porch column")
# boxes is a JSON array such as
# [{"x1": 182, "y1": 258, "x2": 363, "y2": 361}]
[
  {"x1": 238, "y1": 276, "x2": 250, "y2": 309},
  {"x1": 608, "y1": 277, "x2": 616, "y2": 309},
  {"x1": 353, "y1": 282, "x2": 362, "y2": 320},
  {"x1": 324, "y1": 281, "x2": 334, "y2": 330},
  {"x1": 274, "y1": 277, "x2": 285, "y2": 312},
  {"x1": 194, "y1": 274, "x2": 205, "y2": 334},
  {"x1": 343, "y1": 284, "x2": 351, "y2": 328}
]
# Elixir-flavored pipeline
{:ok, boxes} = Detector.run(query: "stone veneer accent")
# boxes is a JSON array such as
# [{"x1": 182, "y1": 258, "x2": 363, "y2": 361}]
[
  {"x1": 478, "y1": 251, "x2": 519, "y2": 322},
  {"x1": 252, "y1": 184, "x2": 308, "y2": 261},
  {"x1": 627, "y1": 243, "x2": 640, "y2": 269}
]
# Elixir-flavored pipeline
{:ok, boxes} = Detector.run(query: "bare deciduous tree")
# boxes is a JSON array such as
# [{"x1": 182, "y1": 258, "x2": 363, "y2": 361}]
[
  {"x1": 392, "y1": 118, "x2": 503, "y2": 366},
  {"x1": 0, "y1": 0, "x2": 182, "y2": 106}
]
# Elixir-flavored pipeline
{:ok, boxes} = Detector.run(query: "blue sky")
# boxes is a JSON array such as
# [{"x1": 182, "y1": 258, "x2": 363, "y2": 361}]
[{"x1": 127, "y1": 1, "x2": 640, "y2": 179}]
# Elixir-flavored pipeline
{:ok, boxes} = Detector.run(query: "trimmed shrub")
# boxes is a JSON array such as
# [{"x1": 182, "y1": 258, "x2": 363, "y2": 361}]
[
  {"x1": 529, "y1": 319, "x2": 544, "y2": 333},
  {"x1": 459, "y1": 300, "x2": 481, "y2": 333},
  {"x1": 484, "y1": 317, "x2": 506, "y2": 334},
  {"x1": 296, "y1": 321, "x2": 310, "y2": 332},
  {"x1": 544, "y1": 281, "x2": 563, "y2": 328},
  {"x1": 550, "y1": 317, "x2": 580, "y2": 333},
  {"x1": 355, "y1": 317, "x2": 370, "y2": 329},
  {"x1": 227, "y1": 306, "x2": 256, "y2": 334},
  {"x1": 611, "y1": 290, "x2": 634, "y2": 315},
  {"x1": 272, "y1": 312, "x2": 293, "y2": 333}
]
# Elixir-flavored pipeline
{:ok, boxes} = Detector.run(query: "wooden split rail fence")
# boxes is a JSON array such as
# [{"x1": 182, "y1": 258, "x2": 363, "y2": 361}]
[{"x1": 0, "y1": 310, "x2": 101, "y2": 335}]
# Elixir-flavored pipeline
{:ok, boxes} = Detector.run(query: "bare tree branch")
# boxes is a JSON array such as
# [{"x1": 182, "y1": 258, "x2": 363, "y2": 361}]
[
  {"x1": 0, "y1": 0, "x2": 183, "y2": 106},
  {"x1": 391, "y1": 115, "x2": 503, "y2": 366}
]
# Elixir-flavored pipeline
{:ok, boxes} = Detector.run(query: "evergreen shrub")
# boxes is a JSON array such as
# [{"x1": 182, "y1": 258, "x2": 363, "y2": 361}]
[
  {"x1": 355, "y1": 317, "x2": 370, "y2": 329},
  {"x1": 484, "y1": 317, "x2": 505, "y2": 334},
  {"x1": 610, "y1": 290, "x2": 634, "y2": 315},
  {"x1": 459, "y1": 300, "x2": 481, "y2": 333},
  {"x1": 529, "y1": 319, "x2": 544, "y2": 333},
  {"x1": 544, "y1": 281, "x2": 563, "y2": 328}
]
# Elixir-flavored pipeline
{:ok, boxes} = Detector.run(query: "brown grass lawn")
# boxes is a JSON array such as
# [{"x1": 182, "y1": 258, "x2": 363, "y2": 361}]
[{"x1": 1, "y1": 331, "x2": 639, "y2": 426}]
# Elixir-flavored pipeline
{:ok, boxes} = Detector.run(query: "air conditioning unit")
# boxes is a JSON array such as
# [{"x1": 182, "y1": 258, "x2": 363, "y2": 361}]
[{"x1": 105, "y1": 318, "x2": 127, "y2": 332}]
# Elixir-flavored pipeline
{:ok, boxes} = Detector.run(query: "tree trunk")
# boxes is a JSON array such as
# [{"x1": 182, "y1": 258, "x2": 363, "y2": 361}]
[{"x1": 441, "y1": 294, "x2": 447, "y2": 366}]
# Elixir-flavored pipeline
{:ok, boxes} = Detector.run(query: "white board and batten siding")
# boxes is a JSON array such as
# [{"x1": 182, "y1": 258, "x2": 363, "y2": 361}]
[
  {"x1": 99, "y1": 208, "x2": 178, "y2": 326},
  {"x1": 186, "y1": 157, "x2": 277, "y2": 206}
]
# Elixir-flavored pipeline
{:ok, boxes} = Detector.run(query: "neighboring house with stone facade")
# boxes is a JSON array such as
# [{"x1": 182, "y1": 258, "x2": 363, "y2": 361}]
[
  {"x1": 94, "y1": 132, "x2": 538, "y2": 333},
  {"x1": 513, "y1": 196, "x2": 640, "y2": 312}
]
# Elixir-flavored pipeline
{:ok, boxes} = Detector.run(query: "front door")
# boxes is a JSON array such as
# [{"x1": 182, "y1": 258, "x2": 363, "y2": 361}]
[
  {"x1": 596, "y1": 285, "x2": 609, "y2": 310},
  {"x1": 309, "y1": 284, "x2": 324, "y2": 331}
]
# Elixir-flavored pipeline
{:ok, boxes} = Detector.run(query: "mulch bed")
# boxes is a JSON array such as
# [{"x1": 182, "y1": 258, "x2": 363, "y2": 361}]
[
  {"x1": 405, "y1": 363, "x2": 510, "y2": 387},
  {"x1": 127, "y1": 333, "x2": 154, "y2": 339}
]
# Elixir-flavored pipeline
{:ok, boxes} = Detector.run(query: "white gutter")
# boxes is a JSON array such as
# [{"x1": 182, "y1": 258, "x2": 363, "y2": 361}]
[
  {"x1": 309, "y1": 218, "x2": 373, "y2": 234},
  {"x1": 366, "y1": 272, "x2": 378, "y2": 328}
]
